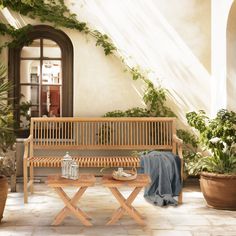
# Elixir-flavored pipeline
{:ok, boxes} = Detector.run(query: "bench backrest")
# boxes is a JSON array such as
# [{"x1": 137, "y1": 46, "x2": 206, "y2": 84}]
[{"x1": 30, "y1": 117, "x2": 177, "y2": 153}]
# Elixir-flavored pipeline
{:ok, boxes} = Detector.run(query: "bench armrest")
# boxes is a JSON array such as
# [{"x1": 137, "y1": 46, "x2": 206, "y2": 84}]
[
  {"x1": 173, "y1": 134, "x2": 183, "y2": 145},
  {"x1": 23, "y1": 135, "x2": 33, "y2": 159},
  {"x1": 173, "y1": 134, "x2": 183, "y2": 159},
  {"x1": 173, "y1": 134, "x2": 184, "y2": 182}
]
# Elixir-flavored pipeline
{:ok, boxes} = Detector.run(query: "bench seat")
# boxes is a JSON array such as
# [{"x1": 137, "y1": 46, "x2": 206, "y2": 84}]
[{"x1": 29, "y1": 156, "x2": 141, "y2": 168}]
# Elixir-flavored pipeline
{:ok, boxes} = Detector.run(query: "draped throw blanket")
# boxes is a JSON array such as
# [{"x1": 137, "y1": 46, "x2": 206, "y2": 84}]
[{"x1": 140, "y1": 151, "x2": 182, "y2": 206}]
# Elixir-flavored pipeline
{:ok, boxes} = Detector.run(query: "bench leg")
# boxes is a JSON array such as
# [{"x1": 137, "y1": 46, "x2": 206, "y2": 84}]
[
  {"x1": 10, "y1": 174, "x2": 17, "y2": 192},
  {"x1": 23, "y1": 159, "x2": 28, "y2": 204},
  {"x1": 30, "y1": 165, "x2": 34, "y2": 194},
  {"x1": 178, "y1": 190, "x2": 183, "y2": 204}
]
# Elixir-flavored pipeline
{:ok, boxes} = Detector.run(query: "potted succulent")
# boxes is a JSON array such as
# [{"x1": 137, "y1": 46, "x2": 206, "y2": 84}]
[
  {"x1": 186, "y1": 109, "x2": 236, "y2": 210},
  {"x1": 0, "y1": 63, "x2": 16, "y2": 222}
]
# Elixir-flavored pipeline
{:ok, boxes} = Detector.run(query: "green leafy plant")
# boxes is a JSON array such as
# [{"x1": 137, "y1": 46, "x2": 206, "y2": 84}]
[
  {"x1": 0, "y1": 63, "x2": 15, "y2": 176},
  {"x1": 0, "y1": 63, "x2": 15, "y2": 152},
  {"x1": 143, "y1": 81, "x2": 176, "y2": 117},
  {"x1": 104, "y1": 84, "x2": 175, "y2": 118},
  {"x1": 19, "y1": 100, "x2": 32, "y2": 129},
  {"x1": 0, "y1": 0, "x2": 116, "y2": 55},
  {"x1": 186, "y1": 109, "x2": 236, "y2": 174},
  {"x1": 0, "y1": 23, "x2": 32, "y2": 52},
  {"x1": 177, "y1": 129, "x2": 201, "y2": 176}
]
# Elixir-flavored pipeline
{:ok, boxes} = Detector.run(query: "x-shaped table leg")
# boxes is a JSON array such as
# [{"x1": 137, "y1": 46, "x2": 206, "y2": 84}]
[
  {"x1": 107, "y1": 187, "x2": 145, "y2": 225},
  {"x1": 52, "y1": 186, "x2": 92, "y2": 226}
]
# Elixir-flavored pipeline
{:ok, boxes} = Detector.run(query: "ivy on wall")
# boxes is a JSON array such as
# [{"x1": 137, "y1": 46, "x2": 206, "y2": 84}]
[
  {"x1": 0, "y1": 23, "x2": 32, "y2": 52},
  {"x1": 0, "y1": 0, "x2": 171, "y2": 117},
  {"x1": 0, "y1": 0, "x2": 201, "y2": 175}
]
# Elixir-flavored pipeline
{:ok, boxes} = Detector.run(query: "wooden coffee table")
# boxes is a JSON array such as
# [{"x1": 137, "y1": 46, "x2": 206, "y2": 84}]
[
  {"x1": 46, "y1": 174, "x2": 96, "y2": 226},
  {"x1": 102, "y1": 174, "x2": 151, "y2": 225}
]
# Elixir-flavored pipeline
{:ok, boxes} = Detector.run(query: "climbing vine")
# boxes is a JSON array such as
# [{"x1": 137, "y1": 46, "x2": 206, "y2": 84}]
[
  {"x1": 0, "y1": 0, "x2": 116, "y2": 55},
  {"x1": 0, "y1": 0, "x2": 171, "y2": 117},
  {"x1": 0, "y1": 0, "x2": 200, "y2": 175},
  {"x1": 0, "y1": 23, "x2": 32, "y2": 52}
]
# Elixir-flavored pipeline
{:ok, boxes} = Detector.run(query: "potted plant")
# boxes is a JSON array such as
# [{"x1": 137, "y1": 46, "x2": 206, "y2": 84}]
[
  {"x1": 0, "y1": 63, "x2": 16, "y2": 222},
  {"x1": 186, "y1": 109, "x2": 236, "y2": 210}
]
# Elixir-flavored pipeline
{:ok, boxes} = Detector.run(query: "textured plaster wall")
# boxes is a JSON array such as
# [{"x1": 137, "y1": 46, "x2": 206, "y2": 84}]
[
  {"x1": 70, "y1": 0, "x2": 212, "y2": 124},
  {"x1": 227, "y1": 1, "x2": 236, "y2": 112},
  {"x1": 156, "y1": 0, "x2": 211, "y2": 73},
  {"x1": 66, "y1": 29, "x2": 146, "y2": 117},
  {"x1": 0, "y1": 0, "x2": 215, "y2": 120},
  {"x1": 210, "y1": 0, "x2": 234, "y2": 115}
]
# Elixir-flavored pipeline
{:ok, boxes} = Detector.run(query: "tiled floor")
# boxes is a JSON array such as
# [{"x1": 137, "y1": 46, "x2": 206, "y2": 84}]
[{"x1": 0, "y1": 178, "x2": 236, "y2": 236}]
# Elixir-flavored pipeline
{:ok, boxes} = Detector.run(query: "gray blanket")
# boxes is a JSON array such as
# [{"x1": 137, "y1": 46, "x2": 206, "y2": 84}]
[{"x1": 140, "y1": 151, "x2": 182, "y2": 206}]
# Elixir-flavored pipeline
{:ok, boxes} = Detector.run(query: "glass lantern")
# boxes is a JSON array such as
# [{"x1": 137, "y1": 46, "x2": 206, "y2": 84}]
[
  {"x1": 61, "y1": 151, "x2": 72, "y2": 178},
  {"x1": 69, "y1": 160, "x2": 79, "y2": 180}
]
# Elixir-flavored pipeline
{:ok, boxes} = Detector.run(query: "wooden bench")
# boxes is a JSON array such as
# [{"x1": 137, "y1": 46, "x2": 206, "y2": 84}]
[{"x1": 23, "y1": 117, "x2": 183, "y2": 203}]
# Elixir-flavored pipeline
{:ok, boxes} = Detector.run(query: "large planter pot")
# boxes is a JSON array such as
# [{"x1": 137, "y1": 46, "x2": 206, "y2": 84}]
[
  {"x1": 0, "y1": 175, "x2": 8, "y2": 223},
  {"x1": 200, "y1": 172, "x2": 236, "y2": 210}
]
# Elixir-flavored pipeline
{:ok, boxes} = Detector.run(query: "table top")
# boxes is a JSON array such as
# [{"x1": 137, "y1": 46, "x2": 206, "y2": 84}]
[
  {"x1": 101, "y1": 174, "x2": 151, "y2": 187},
  {"x1": 46, "y1": 174, "x2": 96, "y2": 187}
]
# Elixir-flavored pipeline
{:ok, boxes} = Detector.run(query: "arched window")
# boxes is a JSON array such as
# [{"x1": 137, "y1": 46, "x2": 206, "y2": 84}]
[{"x1": 8, "y1": 25, "x2": 73, "y2": 132}]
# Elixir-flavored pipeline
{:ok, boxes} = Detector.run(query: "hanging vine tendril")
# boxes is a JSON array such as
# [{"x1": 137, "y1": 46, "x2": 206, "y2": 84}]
[{"x1": 0, "y1": 0, "x2": 173, "y2": 117}]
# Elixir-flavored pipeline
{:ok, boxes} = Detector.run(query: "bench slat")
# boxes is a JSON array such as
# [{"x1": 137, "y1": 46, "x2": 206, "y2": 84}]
[{"x1": 29, "y1": 156, "x2": 140, "y2": 168}]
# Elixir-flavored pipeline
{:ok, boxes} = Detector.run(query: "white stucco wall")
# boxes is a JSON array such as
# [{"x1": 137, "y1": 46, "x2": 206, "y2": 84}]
[
  {"x1": 0, "y1": 15, "x2": 146, "y2": 117},
  {"x1": 70, "y1": 0, "x2": 212, "y2": 125},
  {"x1": 3, "y1": 0, "x2": 233, "y2": 123},
  {"x1": 227, "y1": 0, "x2": 236, "y2": 112},
  {"x1": 211, "y1": 0, "x2": 234, "y2": 116},
  {"x1": 65, "y1": 29, "x2": 145, "y2": 117}
]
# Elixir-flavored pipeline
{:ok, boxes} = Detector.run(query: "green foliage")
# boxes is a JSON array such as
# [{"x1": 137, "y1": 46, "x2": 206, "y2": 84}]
[
  {"x1": 2, "y1": 0, "x2": 87, "y2": 31},
  {"x1": 0, "y1": 149, "x2": 15, "y2": 176},
  {"x1": 1, "y1": 0, "x2": 172, "y2": 119},
  {"x1": 97, "y1": 123, "x2": 112, "y2": 145},
  {"x1": 92, "y1": 30, "x2": 117, "y2": 55},
  {"x1": 125, "y1": 107, "x2": 149, "y2": 117},
  {"x1": 0, "y1": 63, "x2": 15, "y2": 152},
  {"x1": 143, "y1": 81, "x2": 176, "y2": 117},
  {"x1": 0, "y1": 23, "x2": 32, "y2": 52},
  {"x1": 104, "y1": 82, "x2": 175, "y2": 118},
  {"x1": 186, "y1": 109, "x2": 236, "y2": 174},
  {"x1": 177, "y1": 129, "x2": 198, "y2": 150},
  {"x1": 18, "y1": 100, "x2": 32, "y2": 128},
  {"x1": 104, "y1": 107, "x2": 149, "y2": 118},
  {"x1": 177, "y1": 129, "x2": 201, "y2": 176},
  {"x1": 130, "y1": 66, "x2": 146, "y2": 81},
  {"x1": 1, "y1": 0, "x2": 117, "y2": 55},
  {"x1": 104, "y1": 110, "x2": 126, "y2": 117}
]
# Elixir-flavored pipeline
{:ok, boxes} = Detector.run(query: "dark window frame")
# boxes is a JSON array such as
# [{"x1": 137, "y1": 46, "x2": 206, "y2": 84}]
[{"x1": 8, "y1": 25, "x2": 74, "y2": 126}]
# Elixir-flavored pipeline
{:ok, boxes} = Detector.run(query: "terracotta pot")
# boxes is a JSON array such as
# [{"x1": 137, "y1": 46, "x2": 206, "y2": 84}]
[
  {"x1": 0, "y1": 175, "x2": 8, "y2": 223},
  {"x1": 200, "y1": 172, "x2": 236, "y2": 210}
]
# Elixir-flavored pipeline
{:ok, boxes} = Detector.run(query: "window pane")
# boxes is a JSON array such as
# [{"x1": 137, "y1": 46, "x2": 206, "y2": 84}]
[
  {"x1": 41, "y1": 85, "x2": 61, "y2": 117},
  {"x1": 20, "y1": 60, "x2": 40, "y2": 84},
  {"x1": 42, "y1": 60, "x2": 61, "y2": 84},
  {"x1": 20, "y1": 85, "x2": 39, "y2": 106},
  {"x1": 20, "y1": 85, "x2": 39, "y2": 128},
  {"x1": 43, "y1": 39, "x2": 61, "y2": 58},
  {"x1": 21, "y1": 39, "x2": 40, "y2": 58}
]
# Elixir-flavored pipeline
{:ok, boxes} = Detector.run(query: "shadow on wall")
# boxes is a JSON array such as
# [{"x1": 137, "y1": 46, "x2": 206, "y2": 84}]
[
  {"x1": 227, "y1": 1, "x2": 236, "y2": 112},
  {"x1": 70, "y1": 0, "x2": 212, "y2": 119}
]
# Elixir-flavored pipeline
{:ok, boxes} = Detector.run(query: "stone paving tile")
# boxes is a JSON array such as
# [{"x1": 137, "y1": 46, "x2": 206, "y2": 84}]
[
  {"x1": 211, "y1": 232, "x2": 236, "y2": 236},
  {"x1": 1, "y1": 181, "x2": 236, "y2": 236},
  {"x1": 0, "y1": 226, "x2": 35, "y2": 236},
  {"x1": 193, "y1": 233, "x2": 211, "y2": 236},
  {"x1": 152, "y1": 230, "x2": 193, "y2": 236}
]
